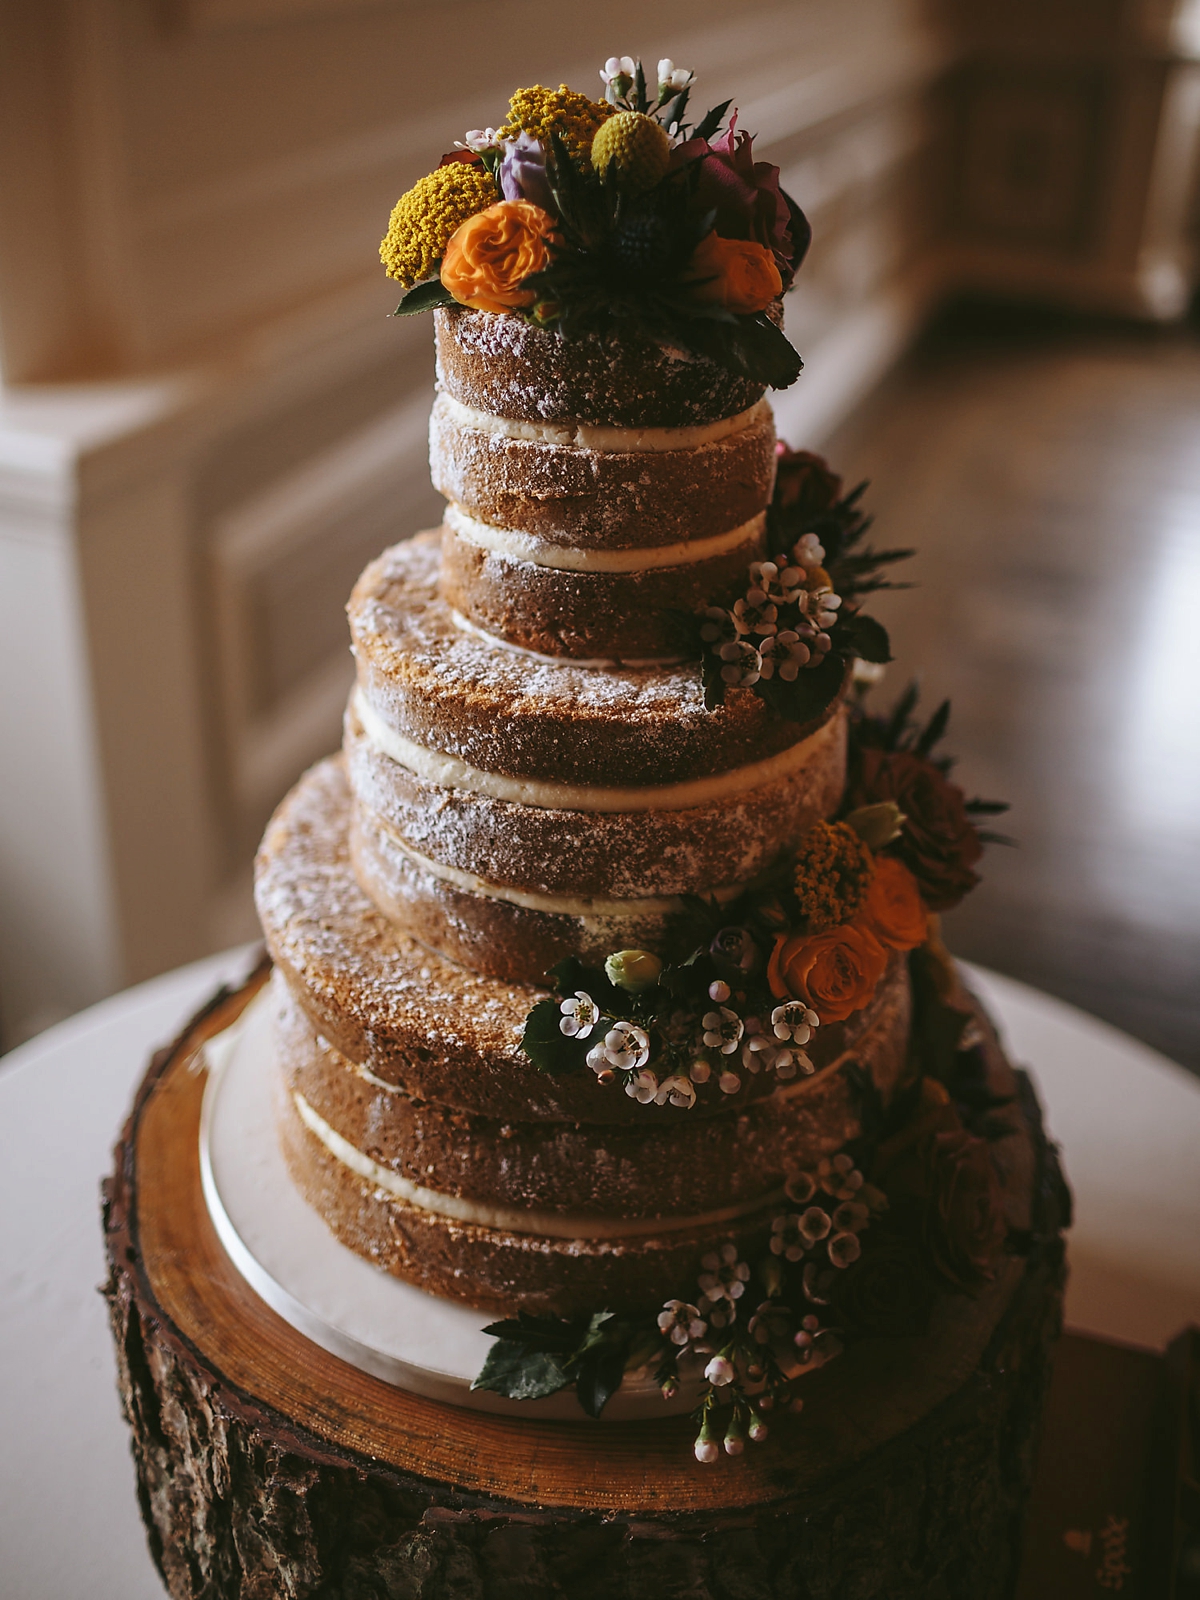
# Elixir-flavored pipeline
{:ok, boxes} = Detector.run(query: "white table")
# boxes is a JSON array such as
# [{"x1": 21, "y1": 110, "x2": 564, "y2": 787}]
[{"x1": 2, "y1": 953, "x2": 1198, "y2": 1600}]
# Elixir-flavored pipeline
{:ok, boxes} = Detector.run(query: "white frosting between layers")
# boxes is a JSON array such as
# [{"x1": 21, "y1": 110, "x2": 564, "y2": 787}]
[
  {"x1": 294, "y1": 1091, "x2": 784, "y2": 1240},
  {"x1": 365, "y1": 808, "x2": 746, "y2": 919},
  {"x1": 445, "y1": 502, "x2": 765, "y2": 574},
  {"x1": 352, "y1": 688, "x2": 838, "y2": 814},
  {"x1": 449, "y1": 609, "x2": 689, "y2": 669},
  {"x1": 436, "y1": 392, "x2": 771, "y2": 453}
]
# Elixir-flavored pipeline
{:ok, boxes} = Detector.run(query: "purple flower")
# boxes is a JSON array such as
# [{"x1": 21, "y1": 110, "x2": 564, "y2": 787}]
[
  {"x1": 498, "y1": 132, "x2": 554, "y2": 211},
  {"x1": 672, "y1": 111, "x2": 809, "y2": 285}
]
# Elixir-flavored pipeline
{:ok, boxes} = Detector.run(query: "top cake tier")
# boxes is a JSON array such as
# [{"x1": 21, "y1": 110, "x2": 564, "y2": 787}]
[
  {"x1": 434, "y1": 306, "x2": 768, "y2": 426},
  {"x1": 432, "y1": 308, "x2": 777, "y2": 659}
]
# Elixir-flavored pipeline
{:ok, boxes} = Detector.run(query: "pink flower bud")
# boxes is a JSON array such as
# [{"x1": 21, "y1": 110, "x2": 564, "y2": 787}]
[{"x1": 705, "y1": 1355, "x2": 735, "y2": 1386}]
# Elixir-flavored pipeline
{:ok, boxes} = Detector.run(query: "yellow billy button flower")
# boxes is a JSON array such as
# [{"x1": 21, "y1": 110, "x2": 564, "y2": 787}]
[
  {"x1": 380, "y1": 161, "x2": 498, "y2": 290},
  {"x1": 591, "y1": 111, "x2": 671, "y2": 193}
]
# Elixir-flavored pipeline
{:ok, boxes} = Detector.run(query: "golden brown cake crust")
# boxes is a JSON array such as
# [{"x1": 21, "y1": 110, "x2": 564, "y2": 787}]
[
  {"x1": 429, "y1": 396, "x2": 777, "y2": 547},
  {"x1": 276, "y1": 976, "x2": 862, "y2": 1218},
  {"x1": 256, "y1": 756, "x2": 912, "y2": 1127},
  {"x1": 437, "y1": 524, "x2": 760, "y2": 661},
  {"x1": 342, "y1": 698, "x2": 847, "y2": 899},
  {"x1": 350, "y1": 534, "x2": 845, "y2": 785},
  {"x1": 350, "y1": 537, "x2": 844, "y2": 787},
  {"x1": 434, "y1": 306, "x2": 767, "y2": 426}
]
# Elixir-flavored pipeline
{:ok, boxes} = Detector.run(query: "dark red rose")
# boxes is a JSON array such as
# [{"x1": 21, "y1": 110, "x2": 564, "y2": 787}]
[
  {"x1": 773, "y1": 445, "x2": 843, "y2": 517},
  {"x1": 871, "y1": 1082, "x2": 1007, "y2": 1295},
  {"x1": 850, "y1": 750, "x2": 983, "y2": 912},
  {"x1": 823, "y1": 1228, "x2": 938, "y2": 1337},
  {"x1": 672, "y1": 113, "x2": 805, "y2": 285}
]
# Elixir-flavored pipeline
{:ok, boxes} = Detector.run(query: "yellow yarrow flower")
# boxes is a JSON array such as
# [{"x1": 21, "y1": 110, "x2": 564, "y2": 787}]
[
  {"x1": 497, "y1": 84, "x2": 613, "y2": 165},
  {"x1": 793, "y1": 821, "x2": 876, "y2": 932},
  {"x1": 380, "y1": 163, "x2": 498, "y2": 290}
]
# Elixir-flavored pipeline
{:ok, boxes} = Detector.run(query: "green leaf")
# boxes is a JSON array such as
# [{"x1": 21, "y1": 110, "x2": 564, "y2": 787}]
[
  {"x1": 520, "y1": 998, "x2": 590, "y2": 1075},
  {"x1": 471, "y1": 1341, "x2": 572, "y2": 1401},
  {"x1": 914, "y1": 699, "x2": 951, "y2": 758},
  {"x1": 675, "y1": 311, "x2": 803, "y2": 390},
  {"x1": 575, "y1": 1344, "x2": 629, "y2": 1418},
  {"x1": 841, "y1": 612, "x2": 892, "y2": 664},
  {"x1": 481, "y1": 1310, "x2": 584, "y2": 1352},
  {"x1": 756, "y1": 649, "x2": 846, "y2": 724},
  {"x1": 693, "y1": 99, "x2": 731, "y2": 141},
  {"x1": 393, "y1": 275, "x2": 454, "y2": 315}
]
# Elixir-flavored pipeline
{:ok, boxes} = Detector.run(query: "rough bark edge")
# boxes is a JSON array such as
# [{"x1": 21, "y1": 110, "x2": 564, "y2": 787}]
[{"x1": 101, "y1": 967, "x2": 1068, "y2": 1600}]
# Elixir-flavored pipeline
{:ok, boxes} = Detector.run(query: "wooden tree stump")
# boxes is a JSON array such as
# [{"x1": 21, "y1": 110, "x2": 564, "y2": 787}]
[{"x1": 102, "y1": 967, "x2": 1069, "y2": 1600}]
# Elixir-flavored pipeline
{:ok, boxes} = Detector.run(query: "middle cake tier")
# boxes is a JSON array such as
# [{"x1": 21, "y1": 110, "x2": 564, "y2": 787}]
[{"x1": 347, "y1": 533, "x2": 849, "y2": 984}]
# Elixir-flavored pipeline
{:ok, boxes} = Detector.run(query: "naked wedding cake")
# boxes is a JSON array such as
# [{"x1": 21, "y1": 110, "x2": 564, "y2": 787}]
[{"x1": 253, "y1": 55, "x2": 1067, "y2": 1576}]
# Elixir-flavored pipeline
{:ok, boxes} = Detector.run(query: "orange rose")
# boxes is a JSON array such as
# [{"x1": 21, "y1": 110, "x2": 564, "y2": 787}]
[
  {"x1": 767, "y1": 924, "x2": 887, "y2": 1023},
  {"x1": 685, "y1": 231, "x2": 782, "y2": 314},
  {"x1": 441, "y1": 201, "x2": 556, "y2": 314},
  {"x1": 856, "y1": 857, "x2": 928, "y2": 952}
]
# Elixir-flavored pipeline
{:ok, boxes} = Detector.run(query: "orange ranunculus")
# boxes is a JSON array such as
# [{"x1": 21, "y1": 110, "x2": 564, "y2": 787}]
[
  {"x1": 767, "y1": 923, "x2": 888, "y2": 1023},
  {"x1": 441, "y1": 201, "x2": 556, "y2": 314},
  {"x1": 685, "y1": 231, "x2": 782, "y2": 314},
  {"x1": 856, "y1": 856, "x2": 928, "y2": 952}
]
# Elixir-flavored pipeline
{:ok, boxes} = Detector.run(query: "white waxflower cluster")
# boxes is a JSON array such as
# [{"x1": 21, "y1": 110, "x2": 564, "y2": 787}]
[
  {"x1": 600, "y1": 55, "x2": 693, "y2": 109},
  {"x1": 689, "y1": 991, "x2": 820, "y2": 1096},
  {"x1": 701, "y1": 535, "x2": 843, "y2": 689}
]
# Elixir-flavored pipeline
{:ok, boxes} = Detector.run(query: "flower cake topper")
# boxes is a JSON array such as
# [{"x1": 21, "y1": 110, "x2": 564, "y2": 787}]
[{"x1": 379, "y1": 57, "x2": 810, "y2": 386}]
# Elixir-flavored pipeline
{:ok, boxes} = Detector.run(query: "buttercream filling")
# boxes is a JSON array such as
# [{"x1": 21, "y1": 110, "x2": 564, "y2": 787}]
[
  {"x1": 435, "y1": 392, "x2": 771, "y2": 453},
  {"x1": 352, "y1": 688, "x2": 838, "y2": 814},
  {"x1": 444, "y1": 503, "x2": 764, "y2": 574},
  {"x1": 362, "y1": 808, "x2": 746, "y2": 917},
  {"x1": 449, "y1": 609, "x2": 688, "y2": 669},
  {"x1": 294, "y1": 1091, "x2": 784, "y2": 1240}
]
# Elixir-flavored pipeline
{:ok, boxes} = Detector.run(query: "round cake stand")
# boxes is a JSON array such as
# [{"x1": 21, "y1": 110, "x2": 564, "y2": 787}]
[
  {"x1": 196, "y1": 980, "x2": 694, "y2": 1422},
  {"x1": 103, "y1": 965, "x2": 1068, "y2": 1600}
]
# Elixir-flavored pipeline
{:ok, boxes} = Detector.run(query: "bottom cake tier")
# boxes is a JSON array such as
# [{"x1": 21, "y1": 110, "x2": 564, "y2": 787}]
[{"x1": 102, "y1": 965, "x2": 1070, "y2": 1600}]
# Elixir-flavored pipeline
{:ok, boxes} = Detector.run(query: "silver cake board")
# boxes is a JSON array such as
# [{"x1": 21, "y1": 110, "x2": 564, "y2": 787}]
[{"x1": 198, "y1": 988, "x2": 699, "y2": 1421}]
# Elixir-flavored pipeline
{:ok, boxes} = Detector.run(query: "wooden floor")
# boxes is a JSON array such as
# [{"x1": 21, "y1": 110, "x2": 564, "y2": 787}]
[{"x1": 823, "y1": 303, "x2": 1200, "y2": 1074}]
